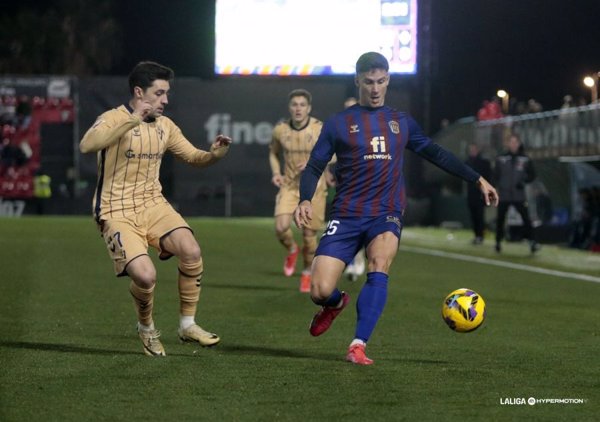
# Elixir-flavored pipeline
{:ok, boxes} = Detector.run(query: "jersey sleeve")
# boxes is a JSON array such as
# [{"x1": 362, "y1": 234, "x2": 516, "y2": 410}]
[
  {"x1": 407, "y1": 115, "x2": 480, "y2": 183},
  {"x1": 405, "y1": 115, "x2": 433, "y2": 153},
  {"x1": 299, "y1": 118, "x2": 336, "y2": 202},
  {"x1": 79, "y1": 108, "x2": 142, "y2": 153},
  {"x1": 165, "y1": 119, "x2": 221, "y2": 167},
  {"x1": 268, "y1": 124, "x2": 283, "y2": 176},
  {"x1": 309, "y1": 118, "x2": 336, "y2": 163}
]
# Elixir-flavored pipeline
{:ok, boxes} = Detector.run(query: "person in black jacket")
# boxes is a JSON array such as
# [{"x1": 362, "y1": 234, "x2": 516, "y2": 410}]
[
  {"x1": 466, "y1": 143, "x2": 492, "y2": 244},
  {"x1": 494, "y1": 134, "x2": 540, "y2": 253}
]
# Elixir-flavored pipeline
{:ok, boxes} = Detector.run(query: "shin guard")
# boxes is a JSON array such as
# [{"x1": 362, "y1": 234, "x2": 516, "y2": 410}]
[
  {"x1": 277, "y1": 227, "x2": 295, "y2": 251},
  {"x1": 302, "y1": 231, "x2": 318, "y2": 269},
  {"x1": 129, "y1": 281, "x2": 155, "y2": 327},
  {"x1": 178, "y1": 257, "x2": 203, "y2": 317}
]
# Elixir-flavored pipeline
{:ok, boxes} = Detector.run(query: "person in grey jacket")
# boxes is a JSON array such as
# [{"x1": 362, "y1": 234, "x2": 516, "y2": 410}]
[{"x1": 494, "y1": 134, "x2": 540, "y2": 253}]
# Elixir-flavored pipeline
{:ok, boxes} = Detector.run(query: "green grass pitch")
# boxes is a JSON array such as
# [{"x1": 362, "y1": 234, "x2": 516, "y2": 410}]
[{"x1": 0, "y1": 217, "x2": 598, "y2": 421}]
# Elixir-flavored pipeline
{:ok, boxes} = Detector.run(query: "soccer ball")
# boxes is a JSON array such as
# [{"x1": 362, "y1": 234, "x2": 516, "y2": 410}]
[{"x1": 442, "y1": 288, "x2": 486, "y2": 332}]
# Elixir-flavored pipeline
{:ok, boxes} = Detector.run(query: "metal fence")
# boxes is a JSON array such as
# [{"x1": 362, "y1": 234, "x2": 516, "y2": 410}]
[
  {"x1": 475, "y1": 103, "x2": 600, "y2": 159},
  {"x1": 429, "y1": 104, "x2": 600, "y2": 243}
]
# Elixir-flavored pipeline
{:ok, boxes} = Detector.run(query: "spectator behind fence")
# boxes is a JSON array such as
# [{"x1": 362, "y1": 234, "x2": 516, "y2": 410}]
[
  {"x1": 476, "y1": 98, "x2": 503, "y2": 121},
  {"x1": 465, "y1": 142, "x2": 492, "y2": 244},
  {"x1": 494, "y1": 134, "x2": 540, "y2": 254}
]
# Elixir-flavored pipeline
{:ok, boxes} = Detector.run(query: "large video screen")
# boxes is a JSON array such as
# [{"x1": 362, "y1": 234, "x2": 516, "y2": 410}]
[{"x1": 215, "y1": 0, "x2": 418, "y2": 76}]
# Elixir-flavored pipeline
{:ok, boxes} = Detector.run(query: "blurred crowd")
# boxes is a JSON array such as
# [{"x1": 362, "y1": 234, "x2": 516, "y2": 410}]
[
  {"x1": 475, "y1": 93, "x2": 591, "y2": 122},
  {"x1": 476, "y1": 96, "x2": 545, "y2": 121},
  {"x1": 0, "y1": 96, "x2": 37, "y2": 179},
  {"x1": 0, "y1": 95, "x2": 73, "y2": 198}
]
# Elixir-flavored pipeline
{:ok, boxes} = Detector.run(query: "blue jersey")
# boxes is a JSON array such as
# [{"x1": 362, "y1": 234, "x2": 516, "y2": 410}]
[{"x1": 308, "y1": 104, "x2": 431, "y2": 217}]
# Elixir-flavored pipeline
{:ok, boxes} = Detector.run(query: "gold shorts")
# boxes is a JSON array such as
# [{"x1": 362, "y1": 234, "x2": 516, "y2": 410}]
[
  {"x1": 98, "y1": 202, "x2": 191, "y2": 276},
  {"x1": 275, "y1": 184, "x2": 327, "y2": 231}
]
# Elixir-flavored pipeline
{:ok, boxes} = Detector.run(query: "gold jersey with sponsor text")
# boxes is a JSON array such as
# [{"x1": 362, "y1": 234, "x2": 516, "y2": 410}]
[
  {"x1": 269, "y1": 117, "x2": 327, "y2": 192},
  {"x1": 81, "y1": 105, "x2": 213, "y2": 222}
]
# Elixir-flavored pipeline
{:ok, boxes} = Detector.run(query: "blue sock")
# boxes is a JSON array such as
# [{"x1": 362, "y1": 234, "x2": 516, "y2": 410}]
[
  {"x1": 312, "y1": 289, "x2": 342, "y2": 307},
  {"x1": 355, "y1": 272, "x2": 388, "y2": 342}
]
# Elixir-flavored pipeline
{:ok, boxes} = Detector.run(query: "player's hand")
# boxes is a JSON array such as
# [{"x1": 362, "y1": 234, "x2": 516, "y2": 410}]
[
  {"x1": 477, "y1": 176, "x2": 499, "y2": 207},
  {"x1": 271, "y1": 174, "x2": 283, "y2": 187},
  {"x1": 294, "y1": 200, "x2": 313, "y2": 228},
  {"x1": 131, "y1": 99, "x2": 153, "y2": 120},
  {"x1": 210, "y1": 134, "x2": 232, "y2": 158}
]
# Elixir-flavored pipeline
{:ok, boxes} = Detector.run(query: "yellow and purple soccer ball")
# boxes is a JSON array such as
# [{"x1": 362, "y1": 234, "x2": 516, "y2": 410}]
[{"x1": 442, "y1": 288, "x2": 486, "y2": 332}]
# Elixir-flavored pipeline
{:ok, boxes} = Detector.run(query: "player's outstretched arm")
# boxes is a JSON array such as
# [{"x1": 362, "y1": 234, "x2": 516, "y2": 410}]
[
  {"x1": 178, "y1": 133, "x2": 232, "y2": 167},
  {"x1": 294, "y1": 200, "x2": 313, "y2": 228},
  {"x1": 209, "y1": 134, "x2": 232, "y2": 158},
  {"x1": 477, "y1": 176, "x2": 499, "y2": 207}
]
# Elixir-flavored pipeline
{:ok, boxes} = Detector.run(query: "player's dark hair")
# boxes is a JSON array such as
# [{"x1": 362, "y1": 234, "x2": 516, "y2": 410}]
[
  {"x1": 128, "y1": 61, "x2": 174, "y2": 95},
  {"x1": 288, "y1": 88, "x2": 312, "y2": 105},
  {"x1": 355, "y1": 52, "x2": 389, "y2": 74}
]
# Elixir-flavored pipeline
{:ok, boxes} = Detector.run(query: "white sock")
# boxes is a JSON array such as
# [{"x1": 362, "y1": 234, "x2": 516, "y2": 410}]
[
  {"x1": 180, "y1": 315, "x2": 196, "y2": 330},
  {"x1": 138, "y1": 322, "x2": 155, "y2": 332},
  {"x1": 350, "y1": 339, "x2": 366, "y2": 347}
]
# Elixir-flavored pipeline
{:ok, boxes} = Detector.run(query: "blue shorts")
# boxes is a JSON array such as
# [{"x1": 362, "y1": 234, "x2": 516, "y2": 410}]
[{"x1": 315, "y1": 214, "x2": 403, "y2": 264}]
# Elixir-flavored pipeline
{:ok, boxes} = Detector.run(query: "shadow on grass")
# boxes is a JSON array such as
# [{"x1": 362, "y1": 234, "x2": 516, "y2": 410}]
[
  {"x1": 211, "y1": 283, "x2": 291, "y2": 292},
  {"x1": 0, "y1": 340, "x2": 449, "y2": 364},
  {"x1": 0, "y1": 340, "x2": 188, "y2": 357},
  {"x1": 0, "y1": 340, "x2": 338, "y2": 361},
  {"x1": 217, "y1": 342, "x2": 338, "y2": 361},
  {"x1": 385, "y1": 357, "x2": 451, "y2": 365},
  {"x1": 0, "y1": 340, "x2": 141, "y2": 355}
]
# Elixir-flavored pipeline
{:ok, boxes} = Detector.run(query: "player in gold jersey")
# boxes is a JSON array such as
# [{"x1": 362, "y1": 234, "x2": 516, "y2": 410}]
[
  {"x1": 269, "y1": 89, "x2": 332, "y2": 293},
  {"x1": 80, "y1": 61, "x2": 231, "y2": 356}
]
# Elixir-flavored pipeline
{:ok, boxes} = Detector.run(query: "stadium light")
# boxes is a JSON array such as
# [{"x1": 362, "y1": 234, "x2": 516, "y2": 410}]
[
  {"x1": 496, "y1": 89, "x2": 509, "y2": 114},
  {"x1": 583, "y1": 75, "x2": 598, "y2": 103}
]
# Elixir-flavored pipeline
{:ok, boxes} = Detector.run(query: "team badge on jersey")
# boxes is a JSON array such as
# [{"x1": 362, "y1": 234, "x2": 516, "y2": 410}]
[{"x1": 388, "y1": 120, "x2": 400, "y2": 134}]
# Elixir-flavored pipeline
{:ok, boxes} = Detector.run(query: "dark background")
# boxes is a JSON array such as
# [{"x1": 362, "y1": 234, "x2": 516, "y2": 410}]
[
  {"x1": 114, "y1": 0, "x2": 600, "y2": 131},
  {"x1": 4, "y1": 0, "x2": 600, "y2": 133}
]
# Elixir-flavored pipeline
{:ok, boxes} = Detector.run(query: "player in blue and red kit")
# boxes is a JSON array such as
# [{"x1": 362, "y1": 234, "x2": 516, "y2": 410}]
[{"x1": 294, "y1": 52, "x2": 499, "y2": 365}]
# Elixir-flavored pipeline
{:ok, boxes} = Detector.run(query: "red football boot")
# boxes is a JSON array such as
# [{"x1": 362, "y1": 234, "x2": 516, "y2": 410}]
[
  {"x1": 345, "y1": 344, "x2": 374, "y2": 366},
  {"x1": 283, "y1": 247, "x2": 299, "y2": 277},
  {"x1": 309, "y1": 292, "x2": 350, "y2": 336},
  {"x1": 299, "y1": 272, "x2": 311, "y2": 293}
]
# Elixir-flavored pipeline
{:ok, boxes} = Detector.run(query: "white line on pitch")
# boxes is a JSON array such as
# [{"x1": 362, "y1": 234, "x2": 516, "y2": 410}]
[{"x1": 401, "y1": 246, "x2": 600, "y2": 284}]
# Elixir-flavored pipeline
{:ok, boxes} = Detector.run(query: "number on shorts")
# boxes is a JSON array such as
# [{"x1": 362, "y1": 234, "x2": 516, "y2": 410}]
[
  {"x1": 107, "y1": 231, "x2": 123, "y2": 253},
  {"x1": 324, "y1": 219, "x2": 340, "y2": 236}
]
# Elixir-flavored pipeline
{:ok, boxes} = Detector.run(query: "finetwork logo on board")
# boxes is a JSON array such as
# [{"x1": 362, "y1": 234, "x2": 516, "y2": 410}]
[{"x1": 205, "y1": 113, "x2": 273, "y2": 145}]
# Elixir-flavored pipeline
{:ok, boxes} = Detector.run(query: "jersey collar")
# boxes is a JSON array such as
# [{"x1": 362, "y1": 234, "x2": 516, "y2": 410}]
[{"x1": 288, "y1": 117, "x2": 311, "y2": 131}]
